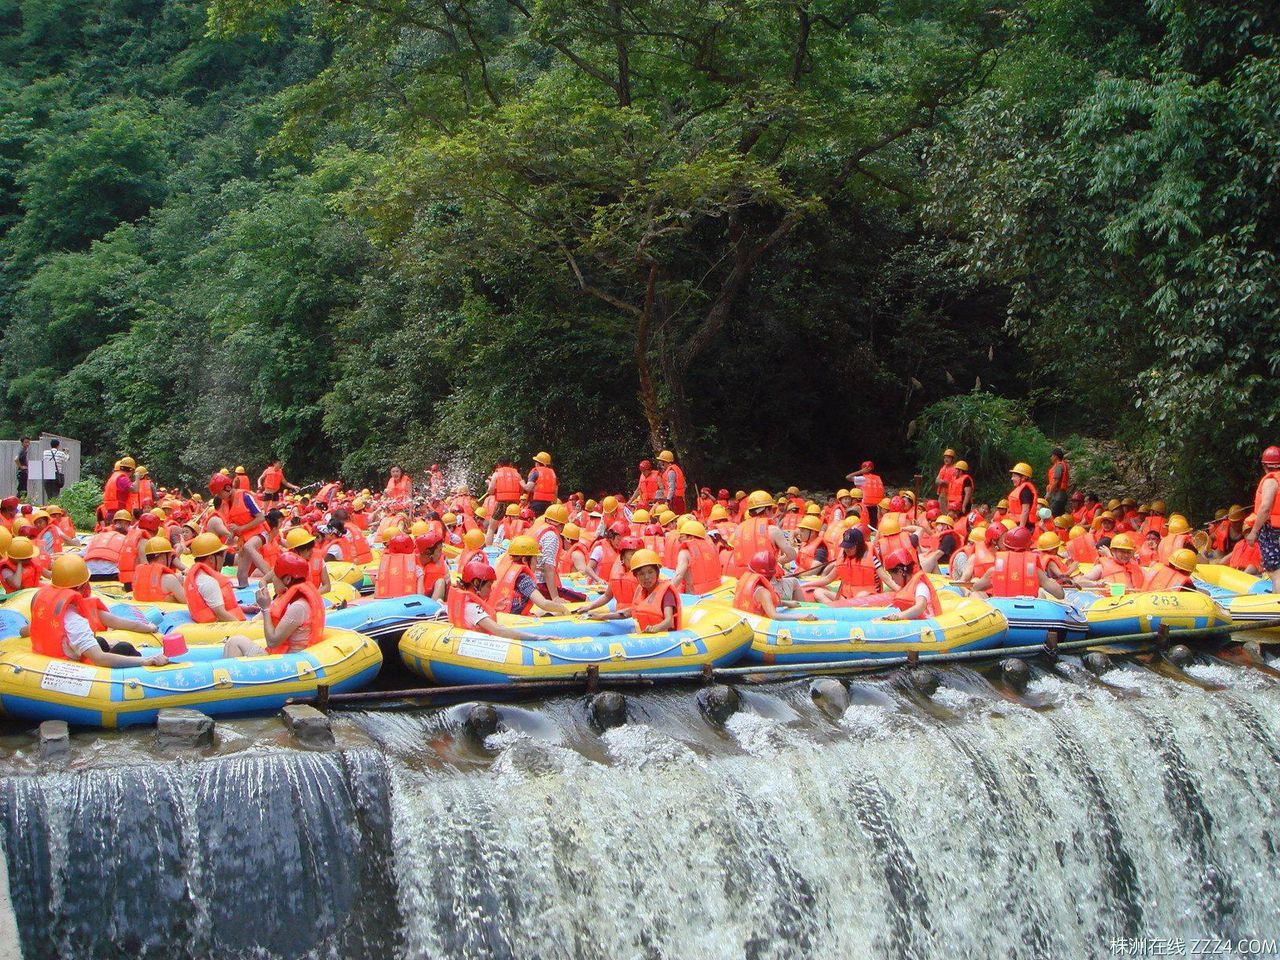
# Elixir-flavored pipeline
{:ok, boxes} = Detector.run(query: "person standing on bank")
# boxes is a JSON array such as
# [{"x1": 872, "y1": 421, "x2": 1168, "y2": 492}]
[
  {"x1": 14, "y1": 438, "x2": 29, "y2": 495},
  {"x1": 42, "y1": 439, "x2": 69, "y2": 502}
]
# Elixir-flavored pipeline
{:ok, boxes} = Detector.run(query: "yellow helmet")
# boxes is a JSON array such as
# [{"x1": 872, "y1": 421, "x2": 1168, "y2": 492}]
[
  {"x1": 507, "y1": 535, "x2": 540, "y2": 558},
  {"x1": 30, "y1": 510, "x2": 49, "y2": 523},
  {"x1": 585, "y1": 499, "x2": 598, "y2": 511},
  {"x1": 786, "y1": 485, "x2": 800, "y2": 496},
  {"x1": 680, "y1": 520, "x2": 707, "y2": 538},
  {"x1": 628, "y1": 548, "x2": 663, "y2": 571},
  {"x1": 189, "y1": 532, "x2": 227, "y2": 558},
  {"x1": 135, "y1": 466, "x2": 149, "y2": 477},
  {"x1": 1169, "y1": 548, "x2": 1198, "y2": 573},
  {"x1": 0, "y1": 529, "x2": 12, "y2": 554},
  {"x1": 709, "y1": 504, "x2": 728, "y2": 522},
  {"x1": 219, "y1": 468, "x2": 230, "y2": 476},
  {"x1": 953, "y1": 460, "x2": 969, "y2": 471},
  {"x1": 1010, "y1": 462, "x2": 1033, "y2": 478},
  {"x1": 532, "y1": 451, "x2": 552, "y2": 466},
  {"x1": 943, "y1": 448, "x2": 957, "y2": 458},
  {"x1": 1036, "y1": 532, "x2": 1061, "y2": 552},
  {"x1": 562, "y1": 522, "x2": 582, "y2": 541},
  {"x1": 656, "y1": 450, "x2": 674, "y2": 463},
  {"x1": 996, "y1": 499, "x2": 1009, "y2": 509},
  {"x1": 504, "y1": 503, "x2": 521, "y2": 517},
  {"x1": 6, "y1": 537, "x2": 35, "y2": 561},
  {"x1": 113, "y1": 510, "x2": 133, "y2": 523},
  {"x1": 463, "y1": 529, "x2": 486, "y2": 549},
  {"x1": 878, "y1": 514, "x2": 901, "y2": 536},
  {"x1": 51, "y1": 554, "x2": 90, "y2": 589},
  {"x1": 968, "y1": 526, "x2": 987, "y2": 544},
  {"x1": 475, "y1": 506, "x2": 487, "y2": 520},
  {"x1": 602, "y1": 496, "x2": 619, "y2": 513},
  {"x1": 410, "y1": 520, "x2": 430, "y2": 536},
  {"x1": 144, "y1": 536, "x2": 174, "y2": 556},
  {"x1": 805, "y1": 503, "x2": 821, "y2": 516},
  {"x1": 1053, "y1": 515, "x2": 1072, "y2": 530},
  {"x1": 798, "y1": 516, "x2": 822, "y2": 534},
  {"x1": 118, "y1": 456, "x2": 137, "y2": 469},
  {"x1": 541, "y1": 503, "x2": 568, "y2": 525},
  {"x1": 836, "y1": 488, "x2": 850, "y2": 499},
  {"x1": 1150, "y1": 499, "x2": 1167, "y2": 514},
  {"x1": 1107, "y1": 499, "x2": 1122, "y2": 511},
  {"x1": 632, "y1": 509, "x2": 651, "y2": 524},
  {"x1": 352, "y1": 498, "x2": 367, "y2": 511},
  {"x1": 1110, "y1": 533, "x2": 1135, "y2": 552},
  {"x1": 1000, "y1": 518, "x2": 1017, "y2": 531},
  {"x1": 658, "y1": 510, "x2": 677, "y2": 526},
  {"x1": 1137, "y1": 503, "x2": 1150, "y2": 513},
  {"x1": 442, "y1": 512, "x2": 457, "y2": 525},
  {"x1": 1167, "y1": 515, "x2": 1190, "y2": 536},
  {"x1": 934, "y1": 514, "x2": 954, "y2": 527},
  {"x1": 235, "y1": 465, "x2": 246, "y2": 474},
  {"x1": 745, "y1": 490, "x2": 773, "y2": 512},
  {"x1": 285, "y1": 527, "x2": 317, "y2": 550},
  {"x1": 1069, "y1": 525, "x2": 1087, "y2": 540},
  {"x1": 850, "y1": 488, "x2": 863, "y2": 500},
  {"x1": 46, "y1": 505, "x2": 65, "y2": 516}
]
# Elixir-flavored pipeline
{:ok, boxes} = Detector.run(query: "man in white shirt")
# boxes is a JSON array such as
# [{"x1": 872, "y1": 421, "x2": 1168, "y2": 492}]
[{"x1": 41, "y1": 439, "x2": 69, "y2": 501}]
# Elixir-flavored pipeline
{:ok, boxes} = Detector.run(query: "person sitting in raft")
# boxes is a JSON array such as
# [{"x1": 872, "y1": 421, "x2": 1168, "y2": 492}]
[
  {"x1": 447, "y1": 560, "x2": 558, "y2": 642},
  {"x1": 27, "y1": 555, "x2": 167, "y2": 666},
  {"x1": 224, "y1": 553, "x2": 327, "y2": 658},
  {"x1": 585, "y1": 549, "x2": 683, "y2": 633},
  {"x1": 809, "y1": 529, "x2": 878, "y2": 603},
  {"x1": 733, "y1": 550, "x2": 819, "y2": 621},
  {"x1": 1, "y1": 536, "x2": 44, "y2": 593},
  {"x1": 586, "y1": 520, "x2": 629, "y2": 582},
  {"x1": 789, "y1": 516, "x2": 830, "y2": 580},
  {"x1": 917, "y1": 514, "x2": 962, "y2": 574},
  {"x1": 374, "y1": 534, "x2": 419, "y2": 598},
  {"x1": 132, "y1": 537, "x2": 187, "y2": 604},
  {"x1": 82, "y1": 510, "x2": 133, "y2": 581},
  {"x1": 557, "y1": 523, "x2": 593, "y2": 579},
  {"x1": 183, "y1": 533, "x2": 258, "y2": 623},
  {"x1": 283, "y1": 526, "x2": 332, "y2": 593},
  {"x1": 1141, "y1": 548, "x2": 1201, "y2": 592},
  {"x1": 966, "y1": 526, "x2": 1066, "y2": 599},
  {"x1": 670, "y1": 520, "x2": 724, "y2": 596},
  {"x1": 876, "y1": 550, "x2": 943, "y2": 622},
  {"x1": 580, "y1": 536, "x2": 646, "y2": 615},
  {"x1": 1075, "y1": 532, "x2": 1144, "y2": 592},
  {"x1": 491, "y1": 536, "x2": 568, "y2": 616},
  {"x1": 415, "y1": 530, "x2": 449, "y2": 601}
]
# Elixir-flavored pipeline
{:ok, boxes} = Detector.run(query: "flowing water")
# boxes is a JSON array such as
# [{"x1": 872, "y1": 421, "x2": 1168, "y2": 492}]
[{"x1": 1, "y1": 650, "x2": 1279, "y2": 959}]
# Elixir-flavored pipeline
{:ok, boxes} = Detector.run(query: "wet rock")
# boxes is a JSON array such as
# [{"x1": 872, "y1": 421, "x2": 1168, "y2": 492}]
[
  {"x1": 1165, "y1": 644, "x2": 1194, "y2": 668},
  {"x1": 589, "y1": 692, "x2": 627, "y2": 730},
  {"x1": 697, "y1": 684, "x2": 740, "y2": 725},
  {"x1": 37, "y1": 720, "x2": 69, "y2": 763},
  {"x1": 1242, "y1": 640, "x2": 1263, "y2": 663},
  {"x1": 282, "y1": 704, "x2": 335, "y2": 749},
  {"x1": 1001, "y1": 658, "x2": 1031, "y2": 693},
  {"x1": 809, "y1": 677, "x2": 850, "y2": 718},
  {"x1": 464, "y1": 703, "x2": 501, "y2": 740},
  {"x1": 1083, "y1": 652, "x2": 1113, "y2": 676},
  {"x1": 891, "y1": 666, "x2": 940, "y2": 698},
  {"x1": 156, "y1": 708, "x2": 214, "y2": 749}
]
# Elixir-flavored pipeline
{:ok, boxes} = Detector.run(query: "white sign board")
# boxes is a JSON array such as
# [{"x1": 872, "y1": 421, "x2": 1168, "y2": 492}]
[
  {"x1": 40, "y1": 660, "x2": 97, "y2": 698},
  {"x1": 456, "y1": 636, "x2": 512, "y2": 663}
]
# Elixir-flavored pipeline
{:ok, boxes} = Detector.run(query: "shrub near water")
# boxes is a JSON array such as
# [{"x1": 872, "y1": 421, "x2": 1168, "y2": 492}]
[{"x1": 54, "y1": 478, "x2": 102, "y2": 532}]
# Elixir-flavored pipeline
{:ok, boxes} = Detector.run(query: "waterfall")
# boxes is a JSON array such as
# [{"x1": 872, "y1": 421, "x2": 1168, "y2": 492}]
[{"x1": 1, "y1": 654, "x2": 1279, "y2": 958}]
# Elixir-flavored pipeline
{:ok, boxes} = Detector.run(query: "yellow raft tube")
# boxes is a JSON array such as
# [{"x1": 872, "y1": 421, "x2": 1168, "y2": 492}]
[{"x1": 1190, "y1": 564, "x2": 1280, "y2": 634}]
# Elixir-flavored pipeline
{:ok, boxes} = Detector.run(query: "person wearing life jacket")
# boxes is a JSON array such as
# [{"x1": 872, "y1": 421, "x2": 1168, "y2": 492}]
[
  {"x1": 523, "y1": 451, "x2": 558, "y2": 517},
  {"x1": 83, "y1": 510, "x2": 133, "y2": 580},
  {"x1": 557, "y1": 523, "x2": 593, "y2": 579},
  {"x1": 1044, "y1": 448, "x2": 1070, "y2": 515},
  {"x1": 205, "y1": 473, "x2": 268, "y2": 587},
  {"x1": 1210, "y1": 505, "x2": 1249, "y2": 560},
  {"x1": 870, "y1": 513, "x2": 918, "y2": 589},
  {"x1": 587, "y1": 520, "x2": 628, "y2": 582},
  {"x1": 411, "y1": 530, "x2": 449, "y2": 600},
  {"x1": 132, "y1": 537, "x2": 186, "y2": 604},
  {"x1": 1034, "y1": 531, "x2": 1076, "y2": 581},
  {"x1": 948, "y1": 526, "x2": 988, "y2": 583},
  {"x1": 943, "y1": 460, "x2": 974, "y2": 518},
  {"x1": 810, "y1": 528, "x2": 879, "y2": 603},
  {"x1": 374, "y1": 534, "x2": 419, "y2": 598},
  {"x1": 100, "y1": 457, "x2": 137, "y2": 525},
  {"x1": 874, "y1": 551, "x2": 942, "y2": 621},
  {"x1": 228, "y1": 465, "x2": 249, "y2": 492},
  {"x1": 788, "y1": 515, "x2": 830, "y2": 582},
  {"x1": 652, "y1": 450, "x2": 687, "y2": 514},
  {"x1": 1006, "y1": 462, "x2": 1038, "y2": 529},
  {"x1": 968, "y1": 526, "x2": 1065, "y2": 599},
  {"x1": 489, "y1": 536, "x2": 569, "y2": 617},
  {"x1": 30, "y1": 509, "x2": 74, "y2": 556},
  {"x1": 219, "y1": 553, "x2": 327, "y2": 659},
  {"x1": 183, "y1": 533, "x2": 251, "y2": 623},
  {"x1": 483, "y1": 458, "x2": 524, "y2": 544},
  {"x1": 778, "y1": 500, "x2": 802, "y2": 533},
  {"x1": 130, "y1": 465, "x2": 155, "y2": 511},
  {"x1": 1078, "y1": 533, "x2": 1144, "y2": 592},
  {"x1": 384, "y1": 465, "x2": 413, "y2": 503},
  {"x1": 283, "y1": 526, "x2": 332, "y2": 593},
  {"x1": 1063, "y1": 524, "x2": 1098, "y2": 568},
  {"x1": 1246, "y1": 445, "x2": 1280, "y2": 589},
  {"x1": 257, "y1": 459, "x2": 297, "y2": 503},
  {"x1": 1227, "y1": 518, "x2": 1263, "y2": 574},
  {"x1": 0, "y1": 536, "x2": 43, "y2": 593},
  {"x1": 846, "y1": 461, "x2": 885, "y2": 526},
  {"x1": 528, "y1": 502, "x2": 570, "y2": 601},
  {"x1": 670, "y1": 520, "x2": 722, "y2": 596},
  {"x1": 733, "y1": 550, "x2": 819, "y2": 621},
  {"x1": 579, "y1": 536, "x2": 646, "y2": 614},
  {"x1": 917, "y1": 514, "x2": 962, "y2": 575},
  {"x1": 934, "y1": 449, "x2": 958, "y2": 500},
  {"x1": 446, "y1": 560, "x2": 558, "y2": 642},
  {"x1": 29, "y1": 555, "x2": 166, "y2": 666},
  {"x1": 727, "y1": 490, "x2": 796, "y2": 576},
  {"x1": 1141, "y1": 549, "x2": 1199, "y2": 593},
  {"x1": 118, "y1": 512, "x2": 161, "y2": 592},
  {"x1": 1136, "y1": 529, "x2": 1161, "y2": 566},
  {"x1": 1157, "y1": 515, "x2": 1192, "y2": 563},
  {"x1": 0, "y1": 497, "x2": 18, "y2": 533}
]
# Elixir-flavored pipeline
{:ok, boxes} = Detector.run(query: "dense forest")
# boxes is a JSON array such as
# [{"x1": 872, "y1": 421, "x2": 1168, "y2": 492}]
[{"x1": 0, "y1": 0, "x2": 1276, "y2": 511}]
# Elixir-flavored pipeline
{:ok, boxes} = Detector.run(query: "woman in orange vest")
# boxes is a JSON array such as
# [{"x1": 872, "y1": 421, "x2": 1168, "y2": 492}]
[
  {"x1": 375, "y1": 534, "x2": 419, "y2": 598},
  {"x1": 385, "y1": 465, "x2": 413, "y2": 502},
  {"x1": 524, "y1": 452, "x2": 558, "y2": 515},
  {"x1": 1007, "y1": 462, "x2": 1039, "y2": 529},
  {"x1": 415, "y1": 530, "x2": 449, "y2": 600},
  {"x1": 654, "y1": 450, "x2": 687, "y2": 514},
  {"x1": 876, "y1": 551, "x2": 943, "y2": 621},
  {"x1": 670, "y1": 521, "x2": 722, "y2": 596},
  {"x1": 732, "y1": 550, "x2": 819, "y2": 621},
  {"x1": 727, "y1": 490, "x2": 796, "y2": 576},
  {"x1": 490, "y1": 536, "x2": 568, "y2": 617},
  {"x1": 207, "y1": 473, "x2": 270, "y2": 589},
  {"x1": 232, "y1": 466, "x2": 251, "y2": 492},
  {"x1": 223, "y1": 553, "x2": 327, "y2": 658},
  {"x1": 580, "y1": 537, "x2": 645, "y2": 615},
  {"x1": 789, "y1": 516, "x2": 830, "y2": 579},
  {"x1": 133, "y1": 537, "x2": 186, "y2": 604},
  {"x1": 283, "y1": 526, "x2": 332, "y2": 593},
  {"x1": 446, "y1": 560, "x2": 559, "y2": 642},
  {"x1": 30, "y1": 555, "x2": 165, "y2": 666},
  {"x1": 810, "y1": 528, "x2": 877, "y2": 603},
  {"x1": 0, "y1": 536, "x2": 43, "y2": 593},
  {"x1": 968, "y1": 526, "x2": 1065, "y2": 599},
  {"x1": 484, "y1": 459, "x2": 524, "y2": 543},
  {"x1": 1136, "y1": 529, "x2": 1161, "y2": 566},
  {"x1": 1141, "y1": 549, "x2": 1199, "y2": 592},
  {"x1": 630, "y1": 461, "x2": 660, "y2": 507},
  {"x1": 183, "y1": 533, "x2": 251, "y2": 623},
  {"x1": 1077, "y1": 533, "x2": 1144, "y2": 591},
  {"x1": 587, "y1": 521, "x2": 628, "y2": 581},
  {"x1": 845, "y1": 461, "x2": 884, "y2": 526},
  {"x1": 118, "y1": 513, "x2": 161, "y2": 591},
  {"x1": 585, "y1": 549, "x2": 682, "y2": 632},
  {"x1": 1156, "y1": 515, "x2": 1192, "y2": 563}
]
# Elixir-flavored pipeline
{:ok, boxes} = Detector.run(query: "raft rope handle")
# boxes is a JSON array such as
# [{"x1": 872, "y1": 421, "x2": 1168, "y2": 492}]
[
  {"x1": 765, "y1": 598, "x2": 999, "y2": 645},
  {"x1": 0, "y1": 642, "x2": 371, "y2": 694},
  {"x1": 434, "y1": 618, "x2": 746, "y2": 664}
]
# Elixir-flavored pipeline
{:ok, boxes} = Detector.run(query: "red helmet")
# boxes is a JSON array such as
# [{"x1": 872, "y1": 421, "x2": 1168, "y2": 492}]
[
  {"x1": 17, "y1": 524, "x2": 36, "y2": 538},
  {"x1": 884, "y1": 549, "x2": 914, "y2": 571},
  {"x1": 925, "y1": 508, "x2": 940, "y2": 522},
  {"x1": 887, "y1": 495, "x2": 906, "y2": 513},
  {"x1": 984, "y1": 525, "x2": 1003, "y2": 545},
  {"x1": 1004, "y1": 526, "x2": 1034, "y2": 551},
  {"x1": 925, "y1": 499, "x2": 941, "y2": 511},
  {"x1": 462, "y1": 559, "x2": 496, "y2": 584},
  {"x1": 618, "y1": 536, "x2": 644, "y2": 552},
  {"x1": 644, "y1": 523, "x2": 662, "y2": 536},
  {"x1": 639, "y1": 459, "x2": 652, "y2": 470},
  {"x1": 748, "y1": 549, "x2": 776, "y2": 576},
  {"x1": 137, "y1": 513, "x2": 161, "y2": 533},
  {"x1": 519, "y1": 508, "x2": 534, "y2": 521},
  {"x1": 1263, "y1": 446, "x2": 1280, "y2": 467},
  {"x1": 607, "y1": 521, "x2": 630, "y2": 537},
  {"x1": 387, "y1": 534, "x2": 414, "y2": 554},
  {"x1": 415, "y1": 531, "x2": 443, "y2": 552},
  {"x1": 274, "y1": 551, "x2": 309, "y2": 581},
  {"x1": 718, "y1": 488, "x2": 729, "y2": 499},
  {"x1": 208, "y1": 474, "x2": 231, "y2": 494},
  {"x1": 861, "y1": 460, "x2": 874, "y2": 471}
]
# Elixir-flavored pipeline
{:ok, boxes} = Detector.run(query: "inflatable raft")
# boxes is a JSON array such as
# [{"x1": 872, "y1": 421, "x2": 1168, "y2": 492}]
[
  {"x1": 1066, "y1": 590, "x2": 1230, "y2": 638},
  {"x1": 1187, "y1": 565, "x2": 1280, "y2": 633},
  {"x1": 0, "y1": 628, "x2": 382, "y2": 728},
  {"x1": 398, "y1": 604, "x2": 753, "y2": 685},
  {"x1": 721, "y1": 594, "x2": 1009, "y2": 665}
]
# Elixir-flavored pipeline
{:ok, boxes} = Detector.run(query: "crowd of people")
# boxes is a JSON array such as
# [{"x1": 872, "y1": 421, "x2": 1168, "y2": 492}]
[{"x1": 1, "y1": 442, "x2": 1277, "y2": 668}]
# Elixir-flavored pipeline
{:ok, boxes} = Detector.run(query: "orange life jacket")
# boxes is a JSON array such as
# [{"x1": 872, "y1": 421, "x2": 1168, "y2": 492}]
[
  {"x1": 678, "y1": 539, "x2": 722, "y2": 594},
  {"x1": 266, "y1": 582, "x2": 326, "y2": 654},
  {"x1": 307, "y1": 550, "x2": 326, "y2": 589},
  {"x1": 491, "y1": 466, "x2": 523, "y2": 502},
  {"x1": 530, "y1": 466, "x2": 558, "y2": 501},
  {"x1": 970, "y1": 543, "x2": 997, "y2": 578},
  {"x1": 1098, "y1": 558, "x2": 1143, "y2": 590},
  {"x1": 558, "y1": 542, "x2": 589, "y2": 575},
  {"x1": 1046, "y1": 459, "x2": 1069, "y2": 492},
  {"x1": 946, "y1": 473, "x2": 972, "y2": 513},
  {"x1": 183, "y1": 563, "x2": 246, "y2": 623},
  {"x1": 492, "y1": 559, "x2": 533, "y2": 616},
  {"x1": 83, "y1": 530, "x2": 127, "y2": 565},
  {"x1": 835, "y1": 553, "x2": 878, "y2": 598},
  {"x1": 385, "y1": 475, "x2": 412, "y2": 499},
  {"x1": 261, "y1": 465, "x2": 284, "y2": 492},
  {"x1": 102, "y1": 471, "x2": 128, "y2": 512},
  {"x1": 794, "y1": 536, "x2": 822, "y2": 574},
  {"x1": 0, "y1": 559, "x2": 41, "y2": 590},
  {"x1": 729, "y1": 516, "x2": 773, "y2": 576},
  {"x1": 137, "y1": 477, "x2": 155, "y2": 509},
  {"x1": 873, "y1": 531, "x2": 917, "y2": 566},
  {"x1": 637, "y1": 472, "x2": 660, "y2": 505},
  {"x1": 418, "y1": 557, "x2": 448, "y2": 594},
  {"x1": 627, "y1": 579, "x2": 681, "y2": 631},
  {"x1": 609, "y1": 557, "x2": 637, "y2": 606},
  {"x1": 1066, "y1": 532, "x2": 1099, "y2": 565},
  {"x1": 860, "y1": 474, "x2": 884, "y2": 506},
  {"x1": 117, "y1": 527, "x2": 149, "y2": 586},
  {"x1": 375, "y1": 553, "x2": 419, "y2": 598},
  {"x1": 988, "y1": 550, "x2": 1040, "y2": 598},
  {"x1": 664, "y1": 463, "x2": 687, "y2": 498},
  {"x1": 593, "y1": 539, "x2": 619, "y2": 578},
  {"x1": 221, "y1": 490, "x2": 268, "y2": 542},
  {"x1": 1228, "y1": 537, "x2": 1262, "y2": 571},
  {"x1": 447, "y1": 588, "x2": 496, "y2": 632},
  {"x1": 1142, "y1": 565, "x2": 1192, "y2": 592},
  {"x1": 892, "y1": 571, "x2": 941, "y2": 618},
  {"x1": 233, "y1": 475, "x2": 251, "y2": 492},
  {"x1": 133, "y1": 562, "x2": 176, "y2": 602},
  {"x1": 1156, "y1": 532, "x2": 1190, "y2": 563},
  {"x1": 30, "y1": 588, "x2": 105, "y2": 661},
  {"x1": 733, "y1": 572, "x2": 776, "y2": 616},
  {"x1": 1009, "y1": 480, "x2": 1039, "y2": 525},
  {"x1": 1255, "y1": 471, "x2": 1280, "y2": 528},
  {"x1": 1140, "y1": 515, "x2": 1169, "y2": 538}
]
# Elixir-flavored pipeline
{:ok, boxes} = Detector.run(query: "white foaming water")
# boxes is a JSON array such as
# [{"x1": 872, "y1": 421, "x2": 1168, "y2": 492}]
[
  {"x1": 839, "y1": 702, "x2": 897, "y2": 738},
  {"x1": 1184, "y1": 662, "x2": 1269, "y2": 690},
  {"x1": 930, "y1": 684, "x2": 979, "y2": 710},
  {"x1": 600, "y1": 723, "x2": 702, "y2": 770}
]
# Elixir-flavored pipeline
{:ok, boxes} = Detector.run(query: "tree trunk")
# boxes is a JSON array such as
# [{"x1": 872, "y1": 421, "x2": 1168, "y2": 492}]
[
  {"x1": 635, "y1": 263, "x2": 665, "y2": 452},
  {"x1": 658, "y1": 330, "x2": 700, "y2": 479}
]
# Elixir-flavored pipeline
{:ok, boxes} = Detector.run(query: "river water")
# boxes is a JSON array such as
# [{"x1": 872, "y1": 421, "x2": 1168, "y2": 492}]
[{"x1": 0, "y1": 651, "x2": 1278, "y2": 958}]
